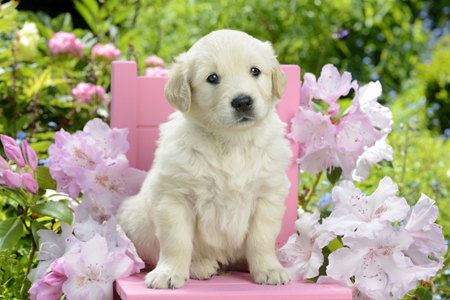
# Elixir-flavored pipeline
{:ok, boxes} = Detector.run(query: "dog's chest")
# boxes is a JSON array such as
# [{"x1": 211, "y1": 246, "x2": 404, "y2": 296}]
[{"x1": 191, "y1": 144, "x2": 268, "y2": 249}]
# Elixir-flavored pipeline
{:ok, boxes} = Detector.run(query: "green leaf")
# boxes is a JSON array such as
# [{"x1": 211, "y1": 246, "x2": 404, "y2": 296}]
[
  {"x1": 30, "y1": 141, "x2": 52, "y2": 154},
  {"x1": 326, "y1": 237, "x2": 343, "y2": 252},
  {"x1": 326, "y1": 167, "x2": 342, "y2": 185},
  {"x1": 0, "y1": 217, "x2": 23, "y2": 250},
  {"x1": 0, "y1": 186, "x2": 28, "y2": 206},
  {"x1": 413, "y1": 288, "x2": 432, "y2": 300},
  {"x1": 28, "y1": 12, "x2": 53, "y2": 39},
  {"x1": 30, "y1": 202, "x2": 73, "y2": 225},
  {"x1": 31, "y1": 221, "x2": 47, "y2": 246},
  {"x1": 81, "y1": 0, "x2": 99, "y2": 18},
  {"x1": 73, "y1": 0, "x2": 97, "y2": 34},
  {"x1": 36, "y1": 166, "x2": 57, "y2": 190},
  {"x1": 378, "y1": 159, "x2": 394, "y2": 168}
]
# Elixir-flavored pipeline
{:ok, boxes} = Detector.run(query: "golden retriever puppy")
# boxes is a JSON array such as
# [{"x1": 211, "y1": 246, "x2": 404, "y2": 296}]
[{"x1": 116, "y1": 29, "x2": 292, "y2": 289}]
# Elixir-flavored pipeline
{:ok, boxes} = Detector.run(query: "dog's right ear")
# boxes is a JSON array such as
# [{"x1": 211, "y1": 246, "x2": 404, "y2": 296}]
[{"x1": 164, "y1": 55, "x2": 191, "y2": 112}]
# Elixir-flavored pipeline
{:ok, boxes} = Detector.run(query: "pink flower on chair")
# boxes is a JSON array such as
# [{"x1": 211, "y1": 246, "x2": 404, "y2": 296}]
[{"x1": 145, "y1": 66, "x2": 170, "y2": 77}]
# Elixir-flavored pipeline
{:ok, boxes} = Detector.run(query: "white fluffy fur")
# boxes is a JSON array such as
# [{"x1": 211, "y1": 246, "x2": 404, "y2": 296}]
[{"x1": 116, "y1": 29, "x2": 292, "y2": 289}]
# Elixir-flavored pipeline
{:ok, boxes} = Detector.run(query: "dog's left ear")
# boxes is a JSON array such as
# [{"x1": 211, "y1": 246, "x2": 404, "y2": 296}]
[
  {"x1": 272, "y1": 63, "x2": 287, "y2": 100},
  {"x1": 164, "y1": 54, "x2": 191, "y2": 112},
  {"x1": 263, "y1": 41, "x2": 287, "y2": 100}
]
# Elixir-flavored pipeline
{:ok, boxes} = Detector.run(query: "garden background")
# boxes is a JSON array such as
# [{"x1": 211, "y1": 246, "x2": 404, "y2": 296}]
[{"x1": 1, "y1": 0, "x2": 450, "y2": 299}]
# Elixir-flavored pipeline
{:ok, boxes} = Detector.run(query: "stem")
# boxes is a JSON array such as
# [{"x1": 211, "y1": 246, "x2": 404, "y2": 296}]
[
  {"x1": 301, "y1": 171, "x2": 323, "y2": 210},
  {"x1": 20, "y1": 213, "x2": 36, "y2": 300},
  {"x1": 11, "y1": 47, "x2": 18, "y2": 137},
  {"x1": 315, "y1": 37, "x2": 332, "y2": 77}
]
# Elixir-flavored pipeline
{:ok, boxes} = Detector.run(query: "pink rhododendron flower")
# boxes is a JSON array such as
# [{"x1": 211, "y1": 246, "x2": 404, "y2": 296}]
[
  {"x1": 75, "y1": 192, "x2": 116, "y2": 223},
  {"x1": 145, "y1": 66, "x2": 170, "y2": 77},
  {"x1": 62, "y1": 234, "x2": 134, "y2": 300},
  {"x1": 297, "y1": 144, "x2": 356, "y2": 179},
  {"x1": 92, "y1": 43, "x2": 121, "y2": 60},
  {"x1": 21, "y1": 173, "x2": 39, "y2": 194},
  {"x1": 327, "y1": 225, "x2": 430, "y2": 299},
  {"x1": 145, "y1": 54, "x2": 165, "y2": 67},
  {"x1": 72, "y1": 82, "x2": 108, "y2": 104},
  {"x1": 290, "y1": 64, "x2": 393, "y2": 182},
  {"x1": 82, "y1": 118, "x2": 129, "y2": 160},
  {"x1": 276, "y1": 211, "x2": 335, "y2": 280},
  {"x1": 402, "y1": 194, "x2": 446, "y2": 268},
  {"x1": 322, "y1": 177, "x2": 409, "y2": 239},
  {"x1": 116, "y1": 224, "x2": 145, "y2": 274},
  {"x1": 1, "y1": 134, "x2": 26, "y2": 167},
  {"x1": 4, "y1": 169, "x2": 22, "y2": 189},
  {"x1": 22, "y1": 140, "x2": 38, "y2": 171},
  {"x1": 314, "y1": 64, "x2": 352, "y2": 117},
  {"x1": 353, "y1": 138, "x2": 393, "y2": 181},
  {"x1": 48, "y1": 31, "x2": 85, "y2": 58}
]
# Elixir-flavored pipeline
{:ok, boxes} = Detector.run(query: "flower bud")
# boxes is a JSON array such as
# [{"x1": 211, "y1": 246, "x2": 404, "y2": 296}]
[
  {"x1": 4, "y1": 170, "x2": 22, "y2": 189},
  {"x1": 22, "y1": 140, "x2": 38, "y2": 171},
  {"x1": 21, "y1": 173, "x2": 39, "y2": 194},
  {"x1": 1, "y1": 134, "x2": 17, "y2": 146},
  {"x1": 0, "y1": 155, "x2": 10, "y2": 171},
  {"x1": 3, "y1": 144, "x2": 26, "y2": 168}
]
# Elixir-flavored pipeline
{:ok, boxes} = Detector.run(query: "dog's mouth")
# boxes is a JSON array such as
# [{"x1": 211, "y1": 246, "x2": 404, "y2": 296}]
[{"x1": 237, "y1": 115, "x2": 255, "y2": 122}]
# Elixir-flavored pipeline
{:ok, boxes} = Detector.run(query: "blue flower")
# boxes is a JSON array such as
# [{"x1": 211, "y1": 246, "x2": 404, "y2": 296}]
[
  {"x1": 444, "y1": 269, "x2": 450, "y2": 275},
  {"x1": 315, "y1": 192, "x2": 334, "y2": 207},
  {"x1": 15, "y1": 139, "x2": 22, "y2": 146},
  {"x1": 16, "y1": 131, "x2": 27, "y2": 139},
  {"x1": 444, "y1": 128, "x2": 450, "y2": 136},
  {"x1": 411, "y1": 183, "x2": 419, "y2": 188},
  {"x1": 432, "y1": 103, "x2": 441, "y2": 110},
  {"x1": 321, "y1": 180, "x2": 329, "y2": 186},
  {"x1": 38, "y1": 158, "x2": 50, "y2": 165},
  {"x1": 48, "y1": 121, "x2": 57, "y2": 127}
]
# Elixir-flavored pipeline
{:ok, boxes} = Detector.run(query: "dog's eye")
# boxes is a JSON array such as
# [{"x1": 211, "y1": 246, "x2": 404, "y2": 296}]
[
  {"x1": 250, "y1": 67, "x2": 260, "y2": 77},
  {"x1": 207, "y1": 74, "x2": 219, "y2": 84}
]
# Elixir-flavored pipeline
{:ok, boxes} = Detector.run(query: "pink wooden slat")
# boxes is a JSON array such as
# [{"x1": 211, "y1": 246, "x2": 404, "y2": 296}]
[{"x1": 115, "y1": 272, "x2": 352, "y2": 300}]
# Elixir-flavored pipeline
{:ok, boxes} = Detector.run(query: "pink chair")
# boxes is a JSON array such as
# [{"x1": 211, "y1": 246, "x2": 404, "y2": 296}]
[{"x1": 111, "y1": 61, "x2": 351, "y2": 300}]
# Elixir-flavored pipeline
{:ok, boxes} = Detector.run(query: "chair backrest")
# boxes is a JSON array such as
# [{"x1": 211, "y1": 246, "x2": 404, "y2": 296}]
[{"x1": 111, "y1": 61, "x2": 300, "y2": 247}]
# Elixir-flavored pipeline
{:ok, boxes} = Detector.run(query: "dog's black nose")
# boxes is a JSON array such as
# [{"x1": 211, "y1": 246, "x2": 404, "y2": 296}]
[{"x1": 231, "y1": 96, "x2": 253, "y2": 113}]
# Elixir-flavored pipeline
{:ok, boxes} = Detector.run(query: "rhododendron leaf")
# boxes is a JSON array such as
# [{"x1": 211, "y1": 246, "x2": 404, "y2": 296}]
[
  {"x1": 325, "y1": 237, "x2": 343, "y2": 252},
  {"x1": 378, "y1": 159, "x2": 394, "y2": 168},
  {"x1": 326, "y1": 167, "x2": 342, "y2": 185},
  {"x1": 31, "y1": 202, "x2": 73, "y2": 225},
  {"x1": 31, "y1": 221, "x2": 47, "y2": 246},
  {"x1": 413, "y1": 288, "x2": 432, "y2": 300},
  {"x1": 0, "y1": 217, "x2": 23, "y2": 250},
  {"x1": 36, "y1": 166, "x2": 57, "y2": 190}
]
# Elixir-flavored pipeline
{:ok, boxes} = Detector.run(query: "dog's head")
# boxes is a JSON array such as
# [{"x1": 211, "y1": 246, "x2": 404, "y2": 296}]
[{"x1": 164, "y1": 30, "x2": 287, "y2": 130}]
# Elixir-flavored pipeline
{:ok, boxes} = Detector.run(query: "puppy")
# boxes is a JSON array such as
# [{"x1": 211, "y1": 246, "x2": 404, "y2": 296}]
[{"x1": 116, "y1": 29, "x2": 292, "y2": 289}]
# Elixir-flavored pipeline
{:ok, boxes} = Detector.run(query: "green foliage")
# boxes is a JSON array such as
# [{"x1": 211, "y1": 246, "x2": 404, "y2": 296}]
[
  {"x1": 30, "y1": 202, "x2": 73, "y2": 225},
  {"x1": 0, "y1": 248, "x2": 25, "y2": 299},
  {"x1": 0, "y1": 217, "x2": 23, "y2": 250}
]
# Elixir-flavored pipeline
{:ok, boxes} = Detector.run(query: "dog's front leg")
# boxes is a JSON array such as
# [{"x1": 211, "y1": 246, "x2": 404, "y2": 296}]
[
  {"x1": 246, "y1": 192, "x2": 290, "y2": 285},
  {"x1": 144, "y1": 196, "x2": 194, "y2": 289}
]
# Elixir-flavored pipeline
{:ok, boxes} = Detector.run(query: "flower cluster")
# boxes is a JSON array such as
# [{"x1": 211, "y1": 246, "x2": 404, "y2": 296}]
[
  {"x1": 28, "y1": 215, "x2": 144, "y2": 300},
  {"x1": 29, "y1": 119, "x2": 147, "y2": 299},
  {"x1": 45, "y1": 118, "x2": 146, "y2": 211},
  {"x1": 0, "y1": 135, "x2": 39, "y2": 194},
  {"x1": 145, "y1": 54, "x2": 165, "y2": 67},
  {"x1": 48, "y1": 31, "x2": 85, "y2": 58},
  {"x1": 289, "y1": 64, "x2": 393, "y2": 181},
  {"x1": 277, "y1": 177, "x2": 446, "y2": 300},
  {"x1": 72, "y1": 82, "x2": 109, "y2": 104},
  {"x1": 16, "y1": 22, "x2": 39, "y2": 60},
  {"x1": 92, "y1": 43, "x2": 121, "y2": 61},
  {"x1": 144, "y1": 55, "x2": 169, "y2": 77}
]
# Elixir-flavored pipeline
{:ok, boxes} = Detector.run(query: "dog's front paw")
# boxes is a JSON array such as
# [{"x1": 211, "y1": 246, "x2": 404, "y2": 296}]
[
  {"x1": 252, "y1": 267, "x2": 290, "y2": 285},
  {"x1": 190, "y1": 258, "x2": 219, "y2": 280},
  {"x1": 144, "y1": 266, "x2": 188, "y2": 289}
]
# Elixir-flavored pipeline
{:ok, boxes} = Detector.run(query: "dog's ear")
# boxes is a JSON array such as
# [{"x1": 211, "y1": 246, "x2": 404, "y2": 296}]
[
  {"x1": 164, "y1": 55, "x2": 191, "y2": 112},
  {"x1": 272, "y1": 62, "x2": 287, "y2": 100},
  {"x1": 263, "y1": 41, "x2": 287, "y2": 100}
]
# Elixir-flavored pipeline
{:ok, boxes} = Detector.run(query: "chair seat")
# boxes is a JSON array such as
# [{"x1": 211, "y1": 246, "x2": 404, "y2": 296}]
[{"x1": 114, "y1": 271, "x2": 352, "y2": 300}]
